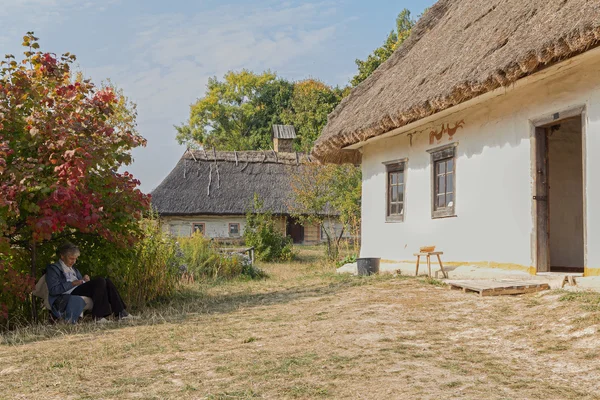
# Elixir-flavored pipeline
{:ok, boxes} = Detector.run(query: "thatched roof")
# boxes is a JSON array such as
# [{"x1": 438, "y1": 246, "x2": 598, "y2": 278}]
[
  {"x1": 151, "y1": 150, "x2": 313, "y2": 216},
  {"x1": 272, "y1": 125, "x2": 297, "y2": 139},
  {"x1": 313, "y1": 0, "x2": 600, "y2": 163}
]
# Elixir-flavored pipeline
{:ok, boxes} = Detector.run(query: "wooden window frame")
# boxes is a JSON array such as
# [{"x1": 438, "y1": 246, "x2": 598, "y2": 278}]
[
  {"x1": 229, "y1": 223, "x2": 240, "y2": 237},
  {"x1": 384, "y1": 159, "x2": 407, "y2": 222},
  {"x1": 192, "y1": 222, "x2": 205, "y2": 236},
  {"x1": 428, "y1": 143, "x2": 457, "y2": 219}
]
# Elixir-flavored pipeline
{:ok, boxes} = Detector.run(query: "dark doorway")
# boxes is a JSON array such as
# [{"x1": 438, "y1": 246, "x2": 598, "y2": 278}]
[
  {"x1": 535, "y1": 116, "x2": 585, "y2": 273},
  {"x1": 286, "y1": 217, "x2": 304, "y2": 244}
]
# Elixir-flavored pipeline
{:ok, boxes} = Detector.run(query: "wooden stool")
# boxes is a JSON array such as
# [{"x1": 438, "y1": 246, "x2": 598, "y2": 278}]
[{"x1": 414, "y1": 251, "x2": 448, "y2": 279}]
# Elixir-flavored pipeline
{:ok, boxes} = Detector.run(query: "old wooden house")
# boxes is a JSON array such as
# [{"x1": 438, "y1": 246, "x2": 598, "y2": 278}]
[
  {"x1": 152, "y1": 127, "x2": 347, "y2": 243},
  {"x1": 313, "y1": 0, "x2": 600, "y2": 276}
]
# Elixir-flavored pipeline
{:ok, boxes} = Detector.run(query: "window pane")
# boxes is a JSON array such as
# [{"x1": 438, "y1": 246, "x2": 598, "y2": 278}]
[
  {"x1": 447, "y1": 174, "x2": 454, "y2": 194},
  {"x1": 390, "y1": 172, "x2": 397, "y2": 185},
  {"x1": 398, "y1": 184, "x2": 404, "y2": 202},
  {"x1": 447, "y1": 193, "x2": 454, "y2": 208},
  {"x1": 437, "y1": 194, "x2": 445, "y2": 208},
  {"x1": 437, "y1": 161, "x2": 445, "y2": 175},
  {"x1": 391, "y1": 203, "x2": 398, "y2": 215},
  {"x1": 447, "y1": 158, "x2": 454, "y2": 172},
  {"x1": 398, "y1": 171, "x2": 404, "y2": 185},
  {"x1": 391, "y1": 185, "x2": 398, "y2": 202},
  {"x1": 437, "y1": 175, "x2": 446, "y2": 195},
  {"x1": 398, "y1": 203, "x2": 404, "y2": 216}
]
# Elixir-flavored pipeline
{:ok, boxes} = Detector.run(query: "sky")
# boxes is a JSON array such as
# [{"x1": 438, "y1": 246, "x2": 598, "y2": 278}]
[{"x1": 0, "y1": 0, "x2": 433, "y2": 193}]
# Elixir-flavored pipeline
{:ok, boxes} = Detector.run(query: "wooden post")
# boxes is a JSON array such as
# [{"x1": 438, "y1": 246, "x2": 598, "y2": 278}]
[
  {"x1": 436, "y1": 254, "x2": 448, "y2": 279},
  {"x1": 415, "y1": 255, "x2": 420, "y2": 276},
  {"x1": 535, "y1": 127, "x2": 550, "y2": 273},
  {"x1": 427, "y1": 255, "x2": 431, "y2": 278}
]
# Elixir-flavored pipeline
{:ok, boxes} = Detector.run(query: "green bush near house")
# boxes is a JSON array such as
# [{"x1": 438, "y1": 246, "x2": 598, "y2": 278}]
[
  {"x1": 244, "y1": 196, "x2": 294, "y2": 262},
  {"x1": 178, "y1": 233, "x2": 266, "y2": 280}
]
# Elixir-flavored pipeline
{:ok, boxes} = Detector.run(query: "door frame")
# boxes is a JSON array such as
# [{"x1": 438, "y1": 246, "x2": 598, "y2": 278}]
[{"x1": 531, "y1": 105, "x2": 587, "y2": 273}]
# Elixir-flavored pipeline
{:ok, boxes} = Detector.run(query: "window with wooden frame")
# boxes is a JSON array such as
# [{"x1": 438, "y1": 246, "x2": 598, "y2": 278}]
[
  {"x1": 385, "y1": 160, "x2": 406, "y2": 222},
  {"x1": 192, "y1": 223, "x2": 205, "y2": 235},
  {"x1": 429, "y1": 144, "x2": 456, "y2": 219},
  {"x1": 229, "y1": 223, "x2": 240, "y2": 236}
]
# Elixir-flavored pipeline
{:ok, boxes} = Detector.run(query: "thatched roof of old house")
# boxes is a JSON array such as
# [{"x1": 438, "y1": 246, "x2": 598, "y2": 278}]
[
  {"x1": 313, "y1": 0, "x2": 600, "y2": 163},
  {"x1": 151, "y1": 150, "x2": 314, "y2": 216}
]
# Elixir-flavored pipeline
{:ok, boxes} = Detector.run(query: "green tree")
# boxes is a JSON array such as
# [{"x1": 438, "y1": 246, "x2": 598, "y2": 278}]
[
  {"x1": 289, "y1": 163, "x2": 361, "y2": 261},
  {"x1": 176, "y1": 70, "x2": 293, "y2": 150},
  {"x1": 351, "y1": 9, "x2": 415, "y2": 87},
  {"x1": 281, "y1": 79, "x2": 343, "y2": 152}
]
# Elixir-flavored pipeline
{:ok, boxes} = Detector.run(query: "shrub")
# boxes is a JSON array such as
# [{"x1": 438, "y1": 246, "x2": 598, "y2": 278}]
[
  {"x1": 244, "y1": 196, "x2": 294, "y2": 262},
  {"x1": 0, "y1": 215, "x2": 182, "y2": 329},
  {"x1": 336, "y1": 254, "x2": 357, "y2": 268},
  {"x1": 112, "y1": 218, "x2": 181, "y2": 308},
  {"x1": 0, "y1": 259, "x2": 35, "y2": 326},
  {"x1": 178, "y1": 233, "x2": 266, "y2": 280},
  {"x1": 38, "y1": 216, "x2": 181, "y2": 309}
]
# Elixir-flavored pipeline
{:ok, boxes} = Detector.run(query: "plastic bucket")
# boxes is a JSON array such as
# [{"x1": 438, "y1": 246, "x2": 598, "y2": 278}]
[{"x1": 356, "y1": 258, "x2": 380, "y2": 276}]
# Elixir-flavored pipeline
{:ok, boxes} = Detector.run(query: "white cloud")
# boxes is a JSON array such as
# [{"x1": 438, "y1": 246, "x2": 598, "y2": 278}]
[
  {"x1": 2, "y1": 0, "x2": 348, "y2": 192},
  {"x1": 81, "y1": 1, "x2": 345, "y2": 192}
]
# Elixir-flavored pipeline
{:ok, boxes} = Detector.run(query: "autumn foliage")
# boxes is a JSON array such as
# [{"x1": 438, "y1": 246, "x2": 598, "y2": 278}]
[{"x1": 0, "y1": 33, "x2": 150, "y2": 322}]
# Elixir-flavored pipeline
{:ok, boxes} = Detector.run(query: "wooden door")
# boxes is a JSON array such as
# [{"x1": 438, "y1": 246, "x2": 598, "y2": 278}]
[
  {"x1": 535, "y1": 127, "x2": 550, "y2": 272},
  {"x1": 286, "y1": 218, "x2": 305, "y2": 244}
]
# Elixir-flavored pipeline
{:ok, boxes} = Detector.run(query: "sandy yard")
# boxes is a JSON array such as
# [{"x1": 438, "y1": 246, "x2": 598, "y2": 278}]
[{"x1": 1, "y1": 247, "x2": 600, "y2": 400}]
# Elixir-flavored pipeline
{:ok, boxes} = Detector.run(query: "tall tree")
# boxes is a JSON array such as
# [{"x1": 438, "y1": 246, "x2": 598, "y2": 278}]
[
  {"x1": 176, "y1": 70, "x2": 293, "y2": 151},
  {"x1": 0, "y1": 33, "x2": 149, "y2": 321},
  {"x1": 351, "y1": 9, "x2": 415, "y2": 87},
  {"x1": 281, "y1": 79, "x2": 343, "y2": 153}
]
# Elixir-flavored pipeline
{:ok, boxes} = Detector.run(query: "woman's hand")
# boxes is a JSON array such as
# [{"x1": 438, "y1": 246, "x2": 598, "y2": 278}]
[{"x1": 72, "y1": 279, "x2": 85, "y2": 287}]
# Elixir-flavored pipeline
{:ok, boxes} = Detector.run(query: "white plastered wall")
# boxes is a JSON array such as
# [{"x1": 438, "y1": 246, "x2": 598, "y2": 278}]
[
  {"x1": 360, "y1": 49, "x2": 600, "y2": 275},
  {"x1": 162, "y1": 215, "x2": 246, "y2": 239}
]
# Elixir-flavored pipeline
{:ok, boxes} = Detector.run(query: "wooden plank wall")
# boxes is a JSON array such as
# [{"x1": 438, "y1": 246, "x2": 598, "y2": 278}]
[{"x1": 304, "y1": 223, "x2": 321, "y2": 244}]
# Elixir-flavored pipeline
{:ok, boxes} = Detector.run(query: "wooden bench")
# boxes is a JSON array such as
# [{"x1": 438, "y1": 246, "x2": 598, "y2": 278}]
[
  {"x1": 218, "y1": 246, "x2": 255, "y2": 265},
  {"x1": 414, "y1": 251, "x2": 448, "y2": 279}
]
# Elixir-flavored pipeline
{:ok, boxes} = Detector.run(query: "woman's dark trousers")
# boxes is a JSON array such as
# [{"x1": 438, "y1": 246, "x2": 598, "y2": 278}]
[{"x1": 72, "y1": 277, "x2": 126, "y2": 318}]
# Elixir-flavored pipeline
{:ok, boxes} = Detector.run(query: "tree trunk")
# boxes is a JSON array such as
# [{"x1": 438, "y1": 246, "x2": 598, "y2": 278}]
[
  {"x1": 323, "y1": 230, "x2": 333, "y2": 260},
  {"x1": 30, "y1": 240, "x2": 38, "y2": 323}
]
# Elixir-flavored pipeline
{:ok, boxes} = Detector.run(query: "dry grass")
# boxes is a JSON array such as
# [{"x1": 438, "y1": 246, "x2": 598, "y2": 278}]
[{"x1": 1, "y1": 246, "x2": 600, "y2": 399}]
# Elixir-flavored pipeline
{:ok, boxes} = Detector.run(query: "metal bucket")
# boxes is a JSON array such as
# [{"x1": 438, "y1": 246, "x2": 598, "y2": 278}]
[{"x1": 356, "y1": 258, "x2": 380, "y2": 276}]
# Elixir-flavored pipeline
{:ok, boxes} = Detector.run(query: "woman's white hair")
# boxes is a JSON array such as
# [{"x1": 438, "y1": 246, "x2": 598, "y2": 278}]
[{"x1": 57, "y1": 242, "x2": 81, "y2": 258}]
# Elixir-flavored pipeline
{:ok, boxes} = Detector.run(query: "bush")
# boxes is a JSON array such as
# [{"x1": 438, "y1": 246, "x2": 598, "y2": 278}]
[
  {"x1": 0, "y1": 259, "x2": 35, "y2": 326},
  {"x1": 41, "y1": 217, "x2": 181, "y2": 309},
  {"x1": 244, "y1": 196, "x2": 294, "y2": 262},
  {"x1": 112, "y1": 218, "x2": 182, "y2": 308},
  {"x1": 336, "y1": 254, "x2": 357, "y2": 268},
  {"x1": 178, "y1": 233, "x2": 266, "y2": 280},
  {"x1": 0, "y1": 215, "x2": 182, "y2": 329}
]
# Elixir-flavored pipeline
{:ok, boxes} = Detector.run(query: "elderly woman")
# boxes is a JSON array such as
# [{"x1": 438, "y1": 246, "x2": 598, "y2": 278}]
[{"x1": 46, "y1": 242, "x2": 133, "y2": 323}]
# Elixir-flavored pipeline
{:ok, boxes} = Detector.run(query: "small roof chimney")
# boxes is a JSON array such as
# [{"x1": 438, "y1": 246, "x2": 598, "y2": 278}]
[{"x1": 272, "y1": 125, "x2": 297, "y2": 153}]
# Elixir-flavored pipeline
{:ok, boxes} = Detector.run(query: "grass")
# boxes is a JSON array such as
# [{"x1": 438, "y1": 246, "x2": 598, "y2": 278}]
[{"x1": 1, "y1": 245, "x2": 600, "y2": 399}]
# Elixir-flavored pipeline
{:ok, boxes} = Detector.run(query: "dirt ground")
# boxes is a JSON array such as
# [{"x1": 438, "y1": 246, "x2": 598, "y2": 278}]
[{"x1": 1, "y1": 247, "x2": 600, "y2": 399}]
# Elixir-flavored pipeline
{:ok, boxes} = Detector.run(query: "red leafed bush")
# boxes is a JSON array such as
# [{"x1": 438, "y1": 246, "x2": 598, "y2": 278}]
[
  {"x1": 0, "y1": 260, "x2": 35, "y2": 320},
  {"x1": 0, "y1": 33, "x2": 150, "y2": 324}
]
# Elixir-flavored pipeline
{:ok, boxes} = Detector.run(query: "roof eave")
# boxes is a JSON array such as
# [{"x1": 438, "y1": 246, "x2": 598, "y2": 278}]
[{"x1": 316, "y1": 42, "x2": 600, "y2": 162}]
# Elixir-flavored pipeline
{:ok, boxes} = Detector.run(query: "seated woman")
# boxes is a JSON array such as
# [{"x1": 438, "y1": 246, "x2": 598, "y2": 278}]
[{"x1": 46, "y1": 241, "x2": 134, "y2": 323}]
